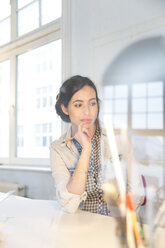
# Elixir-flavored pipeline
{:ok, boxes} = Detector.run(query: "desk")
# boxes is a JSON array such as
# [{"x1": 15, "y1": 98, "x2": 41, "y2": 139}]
[{"x1": 0, "y1": 194, "x2": 164, "y2": 248}]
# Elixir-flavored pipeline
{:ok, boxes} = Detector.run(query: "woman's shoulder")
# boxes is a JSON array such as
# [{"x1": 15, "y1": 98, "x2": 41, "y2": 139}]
[
  {"x1": 49, "y1": 133, "x2": 66, "y2": 151},
  {"x1": 50, "y1": 126, "x2": 72, "y2": 151}
]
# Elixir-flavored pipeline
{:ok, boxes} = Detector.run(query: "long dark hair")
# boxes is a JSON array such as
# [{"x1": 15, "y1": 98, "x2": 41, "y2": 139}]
[{"x1": 55, "y1": 75, "x2": 100, "y2": 122}]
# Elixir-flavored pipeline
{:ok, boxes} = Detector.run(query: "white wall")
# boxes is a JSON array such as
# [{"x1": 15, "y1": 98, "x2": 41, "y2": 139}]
[
  {"x1": 0, "y1": 167, "x2": 56, "y2": 200},
  {"x1": 71, "y1": 0, "x2": 165, "y2": 84}
]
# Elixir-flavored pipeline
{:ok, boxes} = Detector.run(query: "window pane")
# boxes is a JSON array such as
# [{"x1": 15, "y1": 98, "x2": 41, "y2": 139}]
[
  {"x1": 132, "y1": 83, "x2": 147, "y2": 97},
  {"x1": 114, "y1": 114, "x2": 127, "y2": 129},
  {"x1": 114, "y1": 85, "x2": 128, "y2": 98},
  {"x1": 148, "y1": 98, "x2": 163, "y2": 112},
  {"x1": 17, "y1": 1, "x2": 39, "y2": 36},
  {"x1": 147, "y1": 114, "x2": 163, "y2": 129},
  {"x1": 131, "y1": 135, "x2": 165, "y2": 162},
  {"x1": 17, "y1": 0, "x2": 34, "y2": 9},
  {"x1": 0, "y1": 18, "x2": 10, "y2": 46},
  {"x1": 103, "y1": 86, "x2": 113, "y2": 98},
  {"x1": 132, "y1": 114, "x2": 146, "y2": 129},
  {"x1": 16, "y1": 40, "x2": 61, "y2": 158},
  {"x1": 0, "y1": 0, "x2": 10, "y2": 21},
  {"x1": 114, "y1": 99, "x2": 128, "y2": 113},
  {"x1": 148, "y1": 82, "x2": 163, "y2": 97},
  {"x1": 41, "y1": 0, "x2": 62, "y2": 25},
  {"x1": 132, "y1": 98, "x2": 147, "y2": 113},
  {"x1": 103, "y1": 99, "x2": 113, "y2": 114},
  {"x1": 103, "y1": 114, "x2": 113, "y2": 126},
  {"x1": 0, "y1": 60, "x2": 10, "y2": 157},
  {"x1": 145, "y1": 136, "x2": 165, "y2": 161}
]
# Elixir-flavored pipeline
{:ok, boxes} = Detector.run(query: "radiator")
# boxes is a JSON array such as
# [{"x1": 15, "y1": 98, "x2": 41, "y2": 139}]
[{"x1": 0, "y1": 181, "x2": 26, "y2": 197}]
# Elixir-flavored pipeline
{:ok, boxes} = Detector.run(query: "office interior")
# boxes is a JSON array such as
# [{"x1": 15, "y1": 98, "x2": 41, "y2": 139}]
[{"x1": 0, "y1": 0, "x2": 165, "y2": 227}]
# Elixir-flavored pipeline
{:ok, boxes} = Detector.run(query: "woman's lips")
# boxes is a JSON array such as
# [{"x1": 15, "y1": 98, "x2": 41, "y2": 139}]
[{"x1": 81, "y1": 119, "x2": 92, "y2": 123}]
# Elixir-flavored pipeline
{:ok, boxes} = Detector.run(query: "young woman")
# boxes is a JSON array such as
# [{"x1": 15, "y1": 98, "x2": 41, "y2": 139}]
[{"x1": 50, "y1": 75, "x2": 144, "y2": 215}]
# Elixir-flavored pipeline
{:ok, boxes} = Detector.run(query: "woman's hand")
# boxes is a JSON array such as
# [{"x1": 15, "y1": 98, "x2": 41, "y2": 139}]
[{"x1": 74, "y1": 122, "x2": 92, "y2": 150}]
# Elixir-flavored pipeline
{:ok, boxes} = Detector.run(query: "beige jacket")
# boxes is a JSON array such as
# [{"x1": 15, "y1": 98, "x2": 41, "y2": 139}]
[{"x1": 50, "y1": 126, "x2": 145, "y2": 215}]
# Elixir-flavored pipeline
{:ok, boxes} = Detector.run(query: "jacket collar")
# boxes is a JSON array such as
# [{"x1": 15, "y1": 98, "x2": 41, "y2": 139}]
[{"x1": 61, "y1": 126, "x2": 78, "y2": 155}]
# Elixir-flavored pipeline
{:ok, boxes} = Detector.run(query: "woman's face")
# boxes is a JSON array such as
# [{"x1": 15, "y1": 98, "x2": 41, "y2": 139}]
[{"x1": 62, "y1": 85, "x2": 99, "y2": 130}]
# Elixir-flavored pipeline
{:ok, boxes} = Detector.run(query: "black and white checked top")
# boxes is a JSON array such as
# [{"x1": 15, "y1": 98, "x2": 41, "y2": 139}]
[{"x1": 72, "y1": 126, "x2": 110, "y2": 216}]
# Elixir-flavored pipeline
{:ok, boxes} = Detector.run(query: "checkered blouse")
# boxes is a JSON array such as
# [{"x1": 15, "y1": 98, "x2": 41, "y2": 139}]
[{"x1": 72, "y1": 126, "x2": 110, "y2": 216}]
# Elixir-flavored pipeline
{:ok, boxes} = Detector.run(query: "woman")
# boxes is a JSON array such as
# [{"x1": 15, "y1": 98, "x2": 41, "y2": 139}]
[{"x1": 50, "y1": 75, "x2": 144, "y2": 215}]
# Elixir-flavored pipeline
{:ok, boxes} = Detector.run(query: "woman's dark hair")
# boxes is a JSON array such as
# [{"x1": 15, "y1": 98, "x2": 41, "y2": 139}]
[{"x1": 55, "y1": 75, "x2": 100, "y2": 122}]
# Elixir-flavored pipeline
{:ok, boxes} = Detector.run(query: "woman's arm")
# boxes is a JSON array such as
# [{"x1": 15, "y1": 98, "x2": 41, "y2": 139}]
[
  {"x1": 50, "y1": 146, "x2": 87, "y2": 213},
  {"x1": 67, "y1": 122, "x2": 92, "y2": 195},
  {"x1": 66, "y1": 147, "x2": 91, "y2": 194}
]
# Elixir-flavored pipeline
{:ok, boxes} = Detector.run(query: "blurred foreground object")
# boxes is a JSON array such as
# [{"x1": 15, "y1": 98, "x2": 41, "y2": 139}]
[
  {"x1": 0, "y1": 224, "x2": 5, "y2": 248},
  {"x1": 102, "y1": 180, "x2": 165, "y2": 248},
  {"x1": 102, "y1": 182, "x2": 145, "y2": 247}
]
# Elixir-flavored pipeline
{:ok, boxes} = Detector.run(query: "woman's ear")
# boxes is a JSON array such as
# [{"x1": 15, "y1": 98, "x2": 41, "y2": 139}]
[{"x1": 61, "y1": 104, "x2": 69, "y2": 115}]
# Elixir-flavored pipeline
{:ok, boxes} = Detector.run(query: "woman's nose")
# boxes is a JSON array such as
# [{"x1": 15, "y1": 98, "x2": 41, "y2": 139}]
[{"x1": 83, "y1": 105, "x2": 90, "y2": 115}]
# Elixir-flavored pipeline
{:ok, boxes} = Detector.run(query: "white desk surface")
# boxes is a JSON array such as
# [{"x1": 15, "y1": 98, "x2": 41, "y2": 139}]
[{"x1": 0, "y1": 193, "x2": 164, "y2": 248}]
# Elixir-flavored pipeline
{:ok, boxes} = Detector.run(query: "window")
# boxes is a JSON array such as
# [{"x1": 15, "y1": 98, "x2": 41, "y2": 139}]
[
  {"x1": 17, "y1": 1, "x2": 39, "y2": 36},
  {"x1": 0, "y1": 60, "x2": 10, "y2": 157},
  {"x1": 132, "y1": 82, "x2": 163, "y2": 129},
  {"x1": 0, "y1": 0, "x2": 10, "y2": 46},
  {"x1": 103, "y1": 81, "x2": 164, "y2": 131},
  {"x1": 103, "y1": 81, "x2": 165, "y2": 183},
  {"x1": 16, "y1": 40, "x2": 61, "y2": 158},
  {"x1": 35, "y1": 123, "x2": 53, "y2": 147},
  {"x1": 0, "y1": 0, "x2": 65, "y2": 166},
  {"x1": 103, "y1": 85, "x2": 128, "y2": 129},
  {"x1": 17, "y1": 0, "x2": 61, "y2": 36},
  {"x1": 0, "y1": 0, "x2": 62, "y2": 46}
]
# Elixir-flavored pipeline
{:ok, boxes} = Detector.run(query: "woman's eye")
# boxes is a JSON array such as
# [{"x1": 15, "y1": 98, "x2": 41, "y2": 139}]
[
  {"x1": 91, "y1": 102, "x2": 96, "y2": 106},
  {"x1": 74, "y1": 103, "x2": 82, "y2": 108}
]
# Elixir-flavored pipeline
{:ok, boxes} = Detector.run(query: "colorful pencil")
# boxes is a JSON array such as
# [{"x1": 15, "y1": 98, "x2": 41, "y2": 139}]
[
  {"x1": 62, "y1": 137, "x2": 74, "y2": 143},
  {"x1": 126, "y1": 193, "x2": 141, "y2": 245}
]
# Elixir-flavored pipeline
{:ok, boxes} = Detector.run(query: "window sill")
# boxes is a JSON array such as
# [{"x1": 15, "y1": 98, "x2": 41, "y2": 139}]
[{"x1": 0, "y1": 164, "x2": 51, "y2": 172}]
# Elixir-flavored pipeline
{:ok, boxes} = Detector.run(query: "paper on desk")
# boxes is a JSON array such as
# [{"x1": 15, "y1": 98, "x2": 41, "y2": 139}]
[
  {"x1": 0, "y1": 195, "x2": 64, "y2": 248},
  {"x1": 0, "y1": 191, "x2": 15, "y2": 204}
]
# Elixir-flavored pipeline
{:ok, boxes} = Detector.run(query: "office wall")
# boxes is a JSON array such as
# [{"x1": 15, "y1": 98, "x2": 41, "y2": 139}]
[
  {"x1": 71, "y1": 0, "x2": 165, "y2": 83},
  {"x1": 0, "y1": 167, "x2": 56, "y2": 200}
]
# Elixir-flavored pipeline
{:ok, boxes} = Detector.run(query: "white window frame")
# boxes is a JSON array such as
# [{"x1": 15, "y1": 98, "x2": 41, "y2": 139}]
[
  {"x1": 129, "y1": 82, "x2": 165, "y2": 136},
  {"x1": 0, "y1": 0, "x2": 72, "y2": 167},
  {"x1": 108, "y1": 81, "x2": 165, "y2": 166},
  {"x1": 104, "y1": 81, "x2": 165, "y2": 136}
]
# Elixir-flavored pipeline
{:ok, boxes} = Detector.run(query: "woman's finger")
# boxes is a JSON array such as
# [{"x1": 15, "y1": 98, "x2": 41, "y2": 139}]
[{"x1": 82, "y1": 127, "x2": 92, "y2": 138}]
